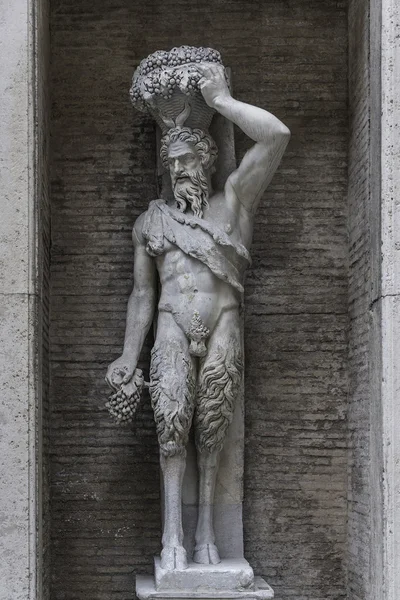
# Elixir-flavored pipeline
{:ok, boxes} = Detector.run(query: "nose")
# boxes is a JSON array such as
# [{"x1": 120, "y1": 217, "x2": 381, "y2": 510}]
[{"x1": 173, "y1": 159, "x2": 183, "y2": 174}]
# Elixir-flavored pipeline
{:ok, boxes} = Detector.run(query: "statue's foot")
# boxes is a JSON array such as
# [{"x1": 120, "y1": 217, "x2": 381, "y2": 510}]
[
  {"x1": 193, "y1": 543, "x2": 221, "y2": 565},
  {"x1": 160, "y1": 545, "x2": 188, "y2": 571}
]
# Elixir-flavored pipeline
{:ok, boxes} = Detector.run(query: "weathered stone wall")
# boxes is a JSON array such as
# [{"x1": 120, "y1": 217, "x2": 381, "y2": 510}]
[
  {"x1": 49, "y1": 1, "x2": 348, "y2": 599},
  {"x1": 0, "y1": 0, "x2": 50, "y2": 598},
  {"x1": 347, "y1": 1, "x2": 382, "y2": 598},
  {"x1": 38, "y1": 1, "x2": 52, "y2": 597},
  {"x1": 347, "y1": 2, "x2": 371, "y2": 597}
]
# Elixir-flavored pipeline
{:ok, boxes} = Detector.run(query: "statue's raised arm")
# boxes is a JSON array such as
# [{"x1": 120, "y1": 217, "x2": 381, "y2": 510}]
[{"x1": 198, "y1": 64, "x2": 290, "y2": 216}]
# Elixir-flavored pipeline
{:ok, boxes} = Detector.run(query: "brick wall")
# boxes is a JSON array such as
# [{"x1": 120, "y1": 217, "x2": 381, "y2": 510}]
[{"x1": 49, "y1": 1, "x2": 348, "y2": 598}]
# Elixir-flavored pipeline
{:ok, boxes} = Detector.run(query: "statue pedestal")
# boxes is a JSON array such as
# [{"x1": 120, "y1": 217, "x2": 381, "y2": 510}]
[{"x1": 136, "y1": 558, "x2": 274, "y2": 600}]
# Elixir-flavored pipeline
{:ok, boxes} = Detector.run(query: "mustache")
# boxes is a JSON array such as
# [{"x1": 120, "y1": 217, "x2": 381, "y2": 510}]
[
  {"x1": 174, "y1": 173, "x2": 199, "y2": 186},
  {"x1": 173, "y1": 169, "x2": 207, "y2": 186}
]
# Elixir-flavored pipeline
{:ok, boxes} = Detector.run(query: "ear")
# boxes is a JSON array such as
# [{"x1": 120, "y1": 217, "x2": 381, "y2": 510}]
[{"x1": 200, "y1": 152, "x2": 213, "y2": 172}]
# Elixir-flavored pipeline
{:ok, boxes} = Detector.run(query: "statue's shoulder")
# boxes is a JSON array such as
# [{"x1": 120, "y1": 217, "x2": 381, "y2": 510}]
[
  {"x1": 132, "y1": 211, "x2": 148, "y2": 247},
  {"x1": 132, "y1": 200, "x2": 165, "y2": 247}
]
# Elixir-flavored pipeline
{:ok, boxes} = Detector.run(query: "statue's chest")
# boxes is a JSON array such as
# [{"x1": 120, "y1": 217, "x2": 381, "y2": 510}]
[
  {"x1": 156, "y1": 240, "x2": 190, "y2": 272},
  {"x1": 156, "y1": 241, "x2": 208, "y2": 290},
  {"x1": 161, "y1": 241, "x2": 189, "y2": 273},
  {"x1": 203, "y1": 200, "x2": 239, "y2": 239}
]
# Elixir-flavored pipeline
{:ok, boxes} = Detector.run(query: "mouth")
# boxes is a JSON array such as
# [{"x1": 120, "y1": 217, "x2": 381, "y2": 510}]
[{"x1": 175, "y1": 175, "x2": 189, "y2": 183}]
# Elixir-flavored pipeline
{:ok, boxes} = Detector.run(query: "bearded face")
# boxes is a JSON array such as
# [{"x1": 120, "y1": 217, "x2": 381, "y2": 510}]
[{"x1": 167, "y1": 140, "x2": 210, "y2": 219}]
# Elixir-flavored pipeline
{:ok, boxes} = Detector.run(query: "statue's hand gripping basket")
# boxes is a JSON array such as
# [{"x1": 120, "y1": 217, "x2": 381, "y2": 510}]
[{"x1": 130, "y1": 45, "x2": 228, "y2": 131}]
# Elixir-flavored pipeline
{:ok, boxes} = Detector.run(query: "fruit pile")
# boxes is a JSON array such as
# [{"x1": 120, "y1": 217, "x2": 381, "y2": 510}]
[
  {"x1": 105, "y1": 369, "x2": 145, "y2": 424},
  {"x1": 130, "y1": 46, "x2": 224, "y2": 111}
]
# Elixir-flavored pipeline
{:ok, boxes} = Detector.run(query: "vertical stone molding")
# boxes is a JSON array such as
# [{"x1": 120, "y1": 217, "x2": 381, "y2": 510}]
[
  {"x1": 348, "y1": 0, "x2": 400, "y2": 598},
  {"x1": 348, "y1": 1, "x2": 380, "y2": 597},
  {"x1": 381, "y1": 1, "x2": 400, "y2": 597},
  {"x1": 0, "y1": 0, "x2": 49, "y2": 598}
]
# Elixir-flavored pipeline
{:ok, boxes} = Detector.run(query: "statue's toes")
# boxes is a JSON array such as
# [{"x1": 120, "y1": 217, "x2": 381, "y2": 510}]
[
  {"x1": 160, "y1": 545, "x2": 188, "y2": 571},
  {"x1": 193, "y1": 543, "x2": 221, "y2": 565}
]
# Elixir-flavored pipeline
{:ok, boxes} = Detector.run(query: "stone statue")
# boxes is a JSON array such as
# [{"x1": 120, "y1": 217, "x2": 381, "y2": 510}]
[{"x1": 105, "y1": 46, "x2": 289, "y2": 578}]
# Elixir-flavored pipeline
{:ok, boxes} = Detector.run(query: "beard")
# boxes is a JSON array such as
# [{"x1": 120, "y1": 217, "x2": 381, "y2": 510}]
[{"x1": 173, "y1": 168, "x2": 209, "y2": 219}]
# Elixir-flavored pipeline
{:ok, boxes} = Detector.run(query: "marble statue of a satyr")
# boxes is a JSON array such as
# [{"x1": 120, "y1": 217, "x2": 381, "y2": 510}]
[{"x1": 105, "y1": 46, "x2": 289, "y2": 596}]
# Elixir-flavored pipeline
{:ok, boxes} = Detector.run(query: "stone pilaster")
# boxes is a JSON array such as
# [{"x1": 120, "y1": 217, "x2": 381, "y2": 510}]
[
  {"x1": 348, "y1": 0, "x2": 400, "y2": 598},
  {"x1": 0, "y1": 0, "x2": 49, "y2": 598},
  {"x1": 380, "y1": 1, "x2": 400, "y2": 597}
]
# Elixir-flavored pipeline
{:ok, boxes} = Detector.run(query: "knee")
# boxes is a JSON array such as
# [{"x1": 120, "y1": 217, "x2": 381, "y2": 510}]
[
  {"x1": 160, "y1": 440, "x2": 187, "y2": 458},
  {"x1": 151, "y1": 395, "x2": 193, "y2": 457},
  {"x1": 197, "y1": 447, "x2": 220, "y2": 468}
]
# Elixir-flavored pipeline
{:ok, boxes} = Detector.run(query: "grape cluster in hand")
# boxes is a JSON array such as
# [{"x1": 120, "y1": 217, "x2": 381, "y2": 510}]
[{"x1": 106, "y1": 370, "x2": 145, "y2": 424}]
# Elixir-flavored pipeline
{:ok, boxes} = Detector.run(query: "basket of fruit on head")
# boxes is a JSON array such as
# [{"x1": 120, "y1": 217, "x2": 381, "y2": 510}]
[{"x1": 130, "y1": 45, "x2": 228, "y2": 132}]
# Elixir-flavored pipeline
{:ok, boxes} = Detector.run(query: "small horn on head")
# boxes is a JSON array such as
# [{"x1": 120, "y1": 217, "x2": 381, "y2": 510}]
[
  {"x1": 175, "y1": 101, "x2": 191, "y2": 128},
  {"x1": 159, "y1": 113, "x2": 176, "y2": 129},
  {"x1": 159, "y1": 100, "x2": 192, "y2": 131}
]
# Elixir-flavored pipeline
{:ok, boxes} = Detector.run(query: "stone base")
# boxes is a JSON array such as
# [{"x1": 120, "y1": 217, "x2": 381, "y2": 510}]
[
  {"x1": 154, "y1": 558, "x2": 255, "y2": 592},
  {"x1": 136, "y1": 560, "x2": 274, "y2": 600}
]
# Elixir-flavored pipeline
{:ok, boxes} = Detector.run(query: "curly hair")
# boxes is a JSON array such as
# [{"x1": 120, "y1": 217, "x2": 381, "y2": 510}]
[
  {"x1": 195, "y1": 339, "x2": 243, "y2": 453},
  {"x1": 160, "y1": 127, "x2": 218, "y2": 172}
]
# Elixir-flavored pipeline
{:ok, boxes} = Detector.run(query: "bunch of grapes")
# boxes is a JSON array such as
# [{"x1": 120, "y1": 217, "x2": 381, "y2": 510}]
[
  {"x1": 184, "y1": 69, "x2": 202, "y2": 96},
  {"x1": 176, "y1": 45, "x2": 221, "y2": 65},
  {"x1": 161, "y1": 70, "x2": 183, "y2": 100},
  {"x1": 198, "y1": 47, "x2": 222, "y2": 64},
  {"x1": 140, "y1": 50, "x2": 170, "y2": 76},
  {"x1": 105, "y1": 370, "x2": 145, "y2": 424},
  {"x1": 129, "y1": 85, "x2": 141, "y2": 104},
  {"x1": 143, "y1": 71, "x2": 162, "y2": 96}
]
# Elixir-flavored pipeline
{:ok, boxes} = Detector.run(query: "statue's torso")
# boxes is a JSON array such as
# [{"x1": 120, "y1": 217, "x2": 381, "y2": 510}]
[
  {"x1": 150, "y1": 190, "x2": 252, "y2": 335},
  {"x1": 156, "y1": 240, "x2": 240, "y2": 334}
]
